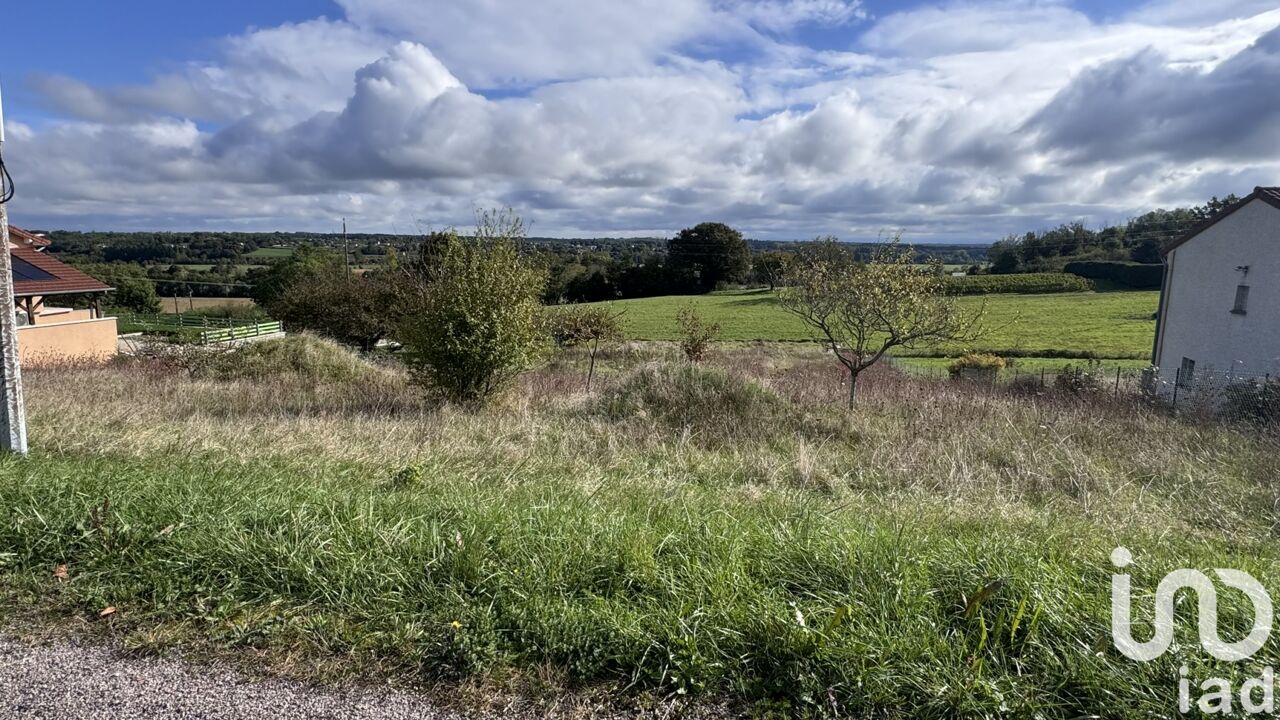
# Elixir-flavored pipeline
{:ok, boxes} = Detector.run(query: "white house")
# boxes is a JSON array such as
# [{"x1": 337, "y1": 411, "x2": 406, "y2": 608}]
[{"x1": 1152, "y1": 187, "x2": 1280, "y2": 391}]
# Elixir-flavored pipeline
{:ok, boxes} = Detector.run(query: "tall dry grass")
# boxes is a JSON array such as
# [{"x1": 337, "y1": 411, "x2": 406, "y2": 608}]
[
  {"x1": 8, "y1": 339, "x2": 1280, "y2": 716},
  {"x1": 25, "y1": 342, "x2": 1280, "y2": 540}
]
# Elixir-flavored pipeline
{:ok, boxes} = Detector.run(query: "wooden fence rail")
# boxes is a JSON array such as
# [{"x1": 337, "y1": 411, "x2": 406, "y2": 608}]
[{"x1": 119, "y1": 313, "x2": 283, "y2": 345}]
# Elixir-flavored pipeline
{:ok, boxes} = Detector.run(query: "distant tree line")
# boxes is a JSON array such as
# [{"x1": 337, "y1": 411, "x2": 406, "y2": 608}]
[
  {"x1": 987, "y1": 195, "x2": 1239, "y2": 274},
  {"x1": 541, "y1": 225, "x2": 985, "y2": 303},
  {"x1": 43, "y1": 224, "x2": 985, "y2": 301}
]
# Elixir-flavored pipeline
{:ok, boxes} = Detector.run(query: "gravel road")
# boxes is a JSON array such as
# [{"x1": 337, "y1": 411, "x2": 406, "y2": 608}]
[{"x1": 0, "y1": 637, "x2": 726, "y2": 719}]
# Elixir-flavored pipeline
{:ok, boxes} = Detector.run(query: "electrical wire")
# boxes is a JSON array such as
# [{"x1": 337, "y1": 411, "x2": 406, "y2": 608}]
[{"x1": 0, "y1": 150, "x2": 13, "y2": 205}]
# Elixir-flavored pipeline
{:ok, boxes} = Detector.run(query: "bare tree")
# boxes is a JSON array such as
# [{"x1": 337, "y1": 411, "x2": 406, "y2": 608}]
[{"x1": 778, "y1": 236, "x2": 984, "y2": 407}]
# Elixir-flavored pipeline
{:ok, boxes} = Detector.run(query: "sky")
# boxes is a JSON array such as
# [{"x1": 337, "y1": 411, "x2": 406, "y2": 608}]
[{"x1": 2, "y1": 0, "x2": 1279, "y2": 242}]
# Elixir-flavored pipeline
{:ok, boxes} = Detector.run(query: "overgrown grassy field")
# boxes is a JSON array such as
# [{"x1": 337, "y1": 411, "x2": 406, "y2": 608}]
[
  {"x1": 592, "y1": 289, "x2": 1159, "y2": 359},
  {"x1": 1, "y1": 337, "x2": 1276, "y2": 717},
  {"x1": 158, "y1": 296, "x2": 257, "y2": 314}
]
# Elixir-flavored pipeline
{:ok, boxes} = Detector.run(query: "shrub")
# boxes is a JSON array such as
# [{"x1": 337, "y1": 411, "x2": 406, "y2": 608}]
[
  {"x1": 396, "y1": 210, "x2": 548, "y2": 403},
  {"x1": 596, "y1": 363, "x2": 810, "y2": 444},
  {"x1": 1053, "y1": 361, "x2": 1105, "y2": 394},
  {"x1": 675, "y1": 304, "x2": 720, "y2": 362},
  {"x1": 947, "y1": 353, "x2": 1006, "y2": 378},
  {"x1": 943, "y1": 273, "x2": 1092, "y2": 295},
  {"x1": 1063, "y1": 261, "x2": 1163, "y2": 289},
  {"x1": 269, "y1": 272, "x2": 398, "y2": 351},
  {"x1": 190, "y1": 334, "x2": 381, "y2": 383}
]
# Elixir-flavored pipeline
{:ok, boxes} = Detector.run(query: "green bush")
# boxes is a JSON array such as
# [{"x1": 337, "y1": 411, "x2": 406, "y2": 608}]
[
  {"x1": 1063, "y1": 261, "x2": 1163, "y2": 289},
  {"x1": 943, "y1": 273, "x2": 1092, "y2": 295},
  {"x1": 675, "y1": 304, "x2": 720, "y2": 362},
  {"x1": 596, "y1": 363, "x2": 811, "y2": 444},
  {"x1": 270, "y1": 272, "x2": 398, "y2": 351},
  {"x1": 396, "y1": 211, "x2": 548, "y2": 403},
  {"x1": 110, "y1": 276, "x2": 162, "y2": 314},
  {"x1": 191, "y1": 334, "x2": 381, "y2": 383},
  {"x1": 1053, "y1": 361, "x2": 1105, "y2": 394}
]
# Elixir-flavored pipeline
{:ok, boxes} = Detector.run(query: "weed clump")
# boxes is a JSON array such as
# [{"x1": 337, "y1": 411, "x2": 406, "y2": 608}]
[
  {"x1": 191, "y1": 334, "x2": 381, "y2": 383},
  {"x1": 596, "y1": 363, "x2": 818, "y2": 444}
]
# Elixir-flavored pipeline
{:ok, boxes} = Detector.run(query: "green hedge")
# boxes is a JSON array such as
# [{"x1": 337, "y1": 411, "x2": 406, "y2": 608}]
[
  {"x1": 1062, "y1": 261, "x2": 1163, "y2": 289},
  {"x1": 943, "y1": 272, "x2": 1092, "y2": 296}
]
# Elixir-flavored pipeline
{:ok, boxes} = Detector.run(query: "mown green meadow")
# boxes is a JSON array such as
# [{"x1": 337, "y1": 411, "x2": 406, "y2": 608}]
[{"x1": 591, "y1": 289, "x2": 1159, "y2": 360}]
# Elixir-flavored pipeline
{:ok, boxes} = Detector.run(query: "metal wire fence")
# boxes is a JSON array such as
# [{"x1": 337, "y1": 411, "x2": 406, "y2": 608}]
[
  {"x1": 1145, "y1": 366, "x2": 1280, "y2": 424},
  {"x1": 907, "y1": 360, "x2": 1280, "y2": 426},
  {"x1": 907, "y1": 362, "x2": 1146, "y2": 397}
]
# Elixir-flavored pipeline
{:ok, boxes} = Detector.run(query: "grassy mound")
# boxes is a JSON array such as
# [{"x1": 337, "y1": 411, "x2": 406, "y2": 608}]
[
  {"x1": 596, "y1": 362, "x2": 818, "y2": 444},
  {"x1": 191, "y1": 334, "x2": 380, "y2": 383}
]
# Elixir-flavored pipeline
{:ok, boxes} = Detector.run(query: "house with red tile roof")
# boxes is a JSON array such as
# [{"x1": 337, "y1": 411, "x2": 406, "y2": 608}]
[{"x1": 7, "y1": 225, "x2": 118, "y2": 364}]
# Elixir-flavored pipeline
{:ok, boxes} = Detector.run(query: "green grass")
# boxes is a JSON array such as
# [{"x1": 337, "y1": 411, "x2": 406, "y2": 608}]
[
  {"x1": 247, "y1": 247, "x2": 294, "y2": 259},
  {"x1": 173, "y1": 263, "x2": 267, "y2": 273},
  {"x1": 4, "y1": 349, "x2": 1279, "y2": 716},
  {"x1": 591, "y1": 289, "x2": 1159, "y2": 359},
  {"x1": 894, "y1": 356, "x2": 1152, "y2": 377}
]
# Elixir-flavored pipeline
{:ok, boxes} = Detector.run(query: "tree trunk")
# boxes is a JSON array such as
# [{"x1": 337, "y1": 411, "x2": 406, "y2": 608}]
[
  {"x1": 847, "y1": 368, "x2": 859, "y2": 409},
  {"x1": 586, "y1": 338, "x2": 599, "y2": 393}
]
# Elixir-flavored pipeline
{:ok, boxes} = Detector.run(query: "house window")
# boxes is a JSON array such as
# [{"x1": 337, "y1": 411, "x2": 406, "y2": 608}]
[
  {"x1": 1178, "y1": 357, "x2": 1195, "y2": 387},
  {"x1": 1232, "y1": 285, "x2": 1250, "y2": 315}
]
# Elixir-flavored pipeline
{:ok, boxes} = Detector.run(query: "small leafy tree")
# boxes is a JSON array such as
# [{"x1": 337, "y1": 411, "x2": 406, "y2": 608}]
[
  {"x1": 778, "y1": 236, "x2": 984, "y2": 407},
  {"x1": 676, "y1": 304, "x2": 720, "y2": 363},
  {"x1": 396, "y1": 210, "x2": 548, "y2": 403},
  {"x1": 251, "y1": 245, "x2": 344, "y2": 308},
  {"x1": 111, "y1": 276, "x2": 162, "y2": 314},
  {"x1": 752, "y1": 250, "x2": 791, "y2": 291},
  {"x1": 548, "y1": 305, "x2": 625, "y2": 391}
]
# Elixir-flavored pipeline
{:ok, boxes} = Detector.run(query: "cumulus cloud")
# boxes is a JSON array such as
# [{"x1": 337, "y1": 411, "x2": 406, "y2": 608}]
[
  {"x1": 1028, "y1": 25, "x2": 1280, "y2": 163},
  {"x1": 333, "y1": 0, "x2": 718, "y2": 86},
  {"x1": 32, "y1": 19, "x2": 390, "y2": 124},
  {"x1": 6, "y1": 0, "x2": 1280, "y2": 239},
  {"x1": 860, "y1": 0, "x2": 1093, "y2": 57},
  {"x1": 732, "y1": 0, "x2": 867, "y2": 32}
]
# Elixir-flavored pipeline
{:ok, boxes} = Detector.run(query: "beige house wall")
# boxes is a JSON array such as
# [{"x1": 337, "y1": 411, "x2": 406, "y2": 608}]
[
  {"x1": 17, "y1": 317, "x2": 118, "y2": 366},
  {"x1": 34, "y1": 307, "x2": 94, "y2": 324}
]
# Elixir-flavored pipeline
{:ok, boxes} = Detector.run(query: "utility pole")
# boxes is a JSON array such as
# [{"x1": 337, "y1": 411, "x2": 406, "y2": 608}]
[
  {"x1": 342, "y1": 217, "x2": 350, "y2": 276},
  {"x1": 0, "y1": 82, "x2": 29, "y2": 454}
]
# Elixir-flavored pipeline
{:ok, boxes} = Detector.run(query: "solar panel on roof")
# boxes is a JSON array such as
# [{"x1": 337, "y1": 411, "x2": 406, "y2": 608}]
[{"x1": 11, "y1": 257, "x2": 57, "y2": 282}]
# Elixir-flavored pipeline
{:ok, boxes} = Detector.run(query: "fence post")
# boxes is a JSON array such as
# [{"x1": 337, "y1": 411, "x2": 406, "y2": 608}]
[
  {"x1": 1114, "y1": 367, "x2": 1122, "y2": 398},
  {"x1": 1172, "y1": 368, "x2": 1180, "y2": 408},
  {"x1": 1040, "y1": 368, "x2": 1045, "y2": 387}
]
